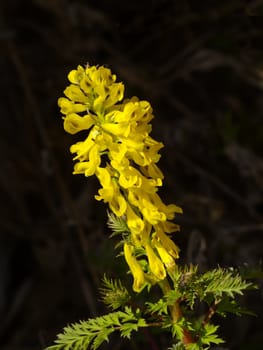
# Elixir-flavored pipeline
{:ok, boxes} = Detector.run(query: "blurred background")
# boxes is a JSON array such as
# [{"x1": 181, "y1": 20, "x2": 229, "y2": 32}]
[{"x1": 0, "y1": 1, "x2": 263, "y2": 349}]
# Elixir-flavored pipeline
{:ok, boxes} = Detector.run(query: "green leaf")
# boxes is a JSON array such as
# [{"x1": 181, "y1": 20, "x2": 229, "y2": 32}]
[
  {"x1": 107, "y1": 211, "x2": 130, "y2": 237},
  {"x1": 185, "y1": 343, "x2": 202, "y2": 350},
  {"x1": 99, "y1": 274, "x2": 131, "y2": 310},
  {"x1": 165, "y1": 289, "x2": 182, "y2": 306},
  {"x1": 146, "y1": 298, "x2": 169, "y2": 316},
  {"x1": 200, "y1": 323, "x2": 224, "y2": 346},
  {"x1": 171, "y1": 319, "x2": 185, "y2": 340},
  {"x1": 168, "y1": 343, "x2": 185, "y2": 350},
  {"x1": 45, "y1": 307, "x2": 147, "y2": 350},
  {"x1": 216, "y1": 297, "x2": 257, "y2": 317},
  {"x1": 195, "y1": 267, "x2": 253, "y2": 299}
]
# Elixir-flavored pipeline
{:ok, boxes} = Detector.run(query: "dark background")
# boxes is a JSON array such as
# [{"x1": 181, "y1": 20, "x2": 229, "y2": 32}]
[{"x1": 0, "y1": 1, "x2": 263, "y2": 349}]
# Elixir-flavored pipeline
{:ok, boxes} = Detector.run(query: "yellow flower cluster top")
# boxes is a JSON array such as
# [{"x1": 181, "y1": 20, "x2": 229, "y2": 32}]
[{"x1": 58, "y1": 65, "x2": 183, "y2": 292}]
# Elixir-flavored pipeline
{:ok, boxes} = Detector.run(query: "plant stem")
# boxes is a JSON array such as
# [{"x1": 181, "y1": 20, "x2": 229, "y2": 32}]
[{"x1": 158, "y1": 277, "x2": 195, "y2": 346}]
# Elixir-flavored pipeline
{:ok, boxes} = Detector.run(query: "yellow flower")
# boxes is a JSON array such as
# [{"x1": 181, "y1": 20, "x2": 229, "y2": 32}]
[
  {"x1": 58, "y1": 97, "x2": 87, "y2": 114},
  {"x1": 64, "y1": 84, "x2": 88, "y2": 103},
  {"x1": 145, "y1": 243, "x2": 166, "y2": 280},
  {"x1": 67, "y1": 65, "x2": 85, "y2": 84},
  {"x1": 59, "y1": 64, "x2": 184, "y2": 292},
  {"x1": 72, "y1": 144, "x2": 100, "y2": 177},
  {"x1": 140, "y1": 163, "x2": 164, "y2": 181},
  {"x1": 124, "y1": 243, "x2": 145, "y2": 292},
  {"x1": 127, "y1": 188, "x2": 140, "y2": 207},
  {"x1": 95, "y1": 167, "x2": 115, "y2": 202},
  {"x1": 148, "y1": 193, "x2": 183, "y2": 221},
  {"x1": 118, "y1": 166, "x2": 142, "y2": 189},
  {"x1": 160, "y1": 221, "x2": 181, "y2": 234},
  {"x1": 140, "y1": 195, "x2": 167, "y2": 225},
  {"x1": 101, "y1": 122, "x2": 131, "y2": 137},
  {"x1": 109, "y1": 192, "x2": 127, "y2": 217},
  {"x1": 126, "y1": 204, "x2": 145, "y2": 245},
  {"x1": 63, "y1": 113, "x2": 94, "y2": 134},
  {"x1": 67, "y1": 65, "x2": 124, "y2": 114},
  {"x1": 156, "y1": 245, "x2": 176, "y2": 270},
  {"x1": 152, "y1": 234, "x2": 176, "y2": 270},
  {"x1": 95, "y1": 167, "x2": 127, "y2": 216},
  {"x1": 103, "y1": 83, "x2": 124, "y2": 109},
  {"x1": 70, "y1": 126, "x2": 99, "y2": 161},
  {"x1": 154, "y1": 224, "x2": 180, "y2": 259}
]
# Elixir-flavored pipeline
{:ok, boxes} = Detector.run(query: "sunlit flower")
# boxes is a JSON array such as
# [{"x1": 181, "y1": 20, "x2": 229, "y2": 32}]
[
  {"x1": 152, "y1": 234, "x2": 176, "y2": 270},
  {"x1": 145, "y1": 243, "x2": 166, "y2": 280},
  {"x1": 59, "y1": 64, "x2": 183, "y2": 291},
  {"x1": 124, "y1": 243, "x2": 145, "y2": 292}
]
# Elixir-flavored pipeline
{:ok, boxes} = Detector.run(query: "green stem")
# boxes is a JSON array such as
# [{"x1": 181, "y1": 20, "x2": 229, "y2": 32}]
[
  {"x1": 158, "y1": 277, "x2": 194, "y2": 346},
  {"x1": 159, "y1": 278, "x2": 182, "y2": 322}
]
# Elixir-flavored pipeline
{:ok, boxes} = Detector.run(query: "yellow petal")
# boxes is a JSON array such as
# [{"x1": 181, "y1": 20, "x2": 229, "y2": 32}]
[
  {"x1": 64, "y1": 114, "x2": 94, "y2": 134},
  {"x1": 72, "y1": 145, "x2": 100, "y2": 177},
  {"x1": 141, "y1": 197, "x2": 166, "y2": 225},
  {"x1": 160, "y1": 221, "x2": 180, "y2": 234},
  {"x1": 95, "y1": 167, "x2": 115, "y2": 202},
  {"x1": 155, "y1": 245, "x2": 175, "y2": 269},
  {"x1": 151, "y1": 193, "x2": 183, "y2": 220},
  {"x1": 96, "y1": 166, "x2": 112, "y2": 188},
  {"x1": 102, "y1": 123, "x2": 130, "y2": 137},
  {"x1": 109, "y1": 192, "x2": 127, "y2": 217},
  {"x1": 145, "y1": 244, "x2": 166, "y2": 280},
  {"x1": 142, "y1": 163, "x2": 164, "y2": 180},
  {"x1": 154, "y1": 224, "x2": 180, "y2": 259},
  {"x1": 68, "y1": 65, "x2": 85, "y2": 84},
  {"x1": 64, "y1": 85, "x2": 87, "y2": 103},
  {"x1": 126, "y1": 204, "x2": 145, "y2": 237},
  {"x1": 124, "y1": 243, "x2": 145, "y2": 293},
  {"x1": 127, "y1": 189, "x2": 140, "y2": 207},
  {"x1": 119, "y1": 167, "x2": 142, "y2": 189},
  {"x1": 152, "y1": 235, "x2": 176, "y2": 269},
  {"x1": 58, "y1": 97, "x2": 86, "y2": 115}
]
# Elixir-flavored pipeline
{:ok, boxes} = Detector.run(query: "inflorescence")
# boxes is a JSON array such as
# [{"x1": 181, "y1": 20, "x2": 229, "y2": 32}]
[{"x1": 58, "y1": 64, "x2": 183, "y2": 292}]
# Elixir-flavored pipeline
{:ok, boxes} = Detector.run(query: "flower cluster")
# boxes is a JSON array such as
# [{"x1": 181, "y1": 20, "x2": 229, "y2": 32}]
[{"x1": 58, "y1": 64, "x2": 183, "y2": 292}]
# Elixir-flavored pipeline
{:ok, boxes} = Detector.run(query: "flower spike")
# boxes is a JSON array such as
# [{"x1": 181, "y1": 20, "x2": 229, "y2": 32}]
[{"x1": 59, "y1": 64, "x2": 182, "y2": 291}]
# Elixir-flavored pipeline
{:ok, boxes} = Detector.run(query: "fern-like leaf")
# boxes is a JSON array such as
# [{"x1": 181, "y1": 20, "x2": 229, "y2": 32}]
[
  {"x1": 99, "y1": 275, "x2": 131, "y2": 310},
  {"x1": 216, "y1": 297, "x2": 256, "y2": 317},
  {"x1": 45, "y1": 307, "x2": 147, "y2": 350},
  {"x1": 168, "y1": 343, "x2": 185, "y2": 350},
  {"x1": 198, "y1": 323, "x2": 224, "y2": 347},
  {"x1": 146, "y1": 298, "x2": 169, "y2": 316},
  {"x1": 198, "y1": 268, "x2": 253, "y2": 299},
  {"x1": 146, "y1": 288, "x2": 182, "y2": 316},
  {"x1": 107, "y1": 211, "x2": 130, "y2": 237}
]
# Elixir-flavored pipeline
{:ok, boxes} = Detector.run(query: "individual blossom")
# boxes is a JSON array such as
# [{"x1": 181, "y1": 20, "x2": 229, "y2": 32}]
[
  {"x1": 124, "y1": 243, "x2": 145, "y2": 292},
  {"x1": 59, "y1": 64, "x2": 183, "y2": 291}
]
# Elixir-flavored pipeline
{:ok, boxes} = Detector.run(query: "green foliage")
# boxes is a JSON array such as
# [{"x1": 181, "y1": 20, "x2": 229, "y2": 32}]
[
  {"x1": 197, "y1": 323, "x2": 224, "y2": 348},
  {"x1": 197, "y1": 268, "x2": 253, "y2": 299},
  {"x1": 167, "y1": 322, "x2": 224, "y2": 350},
  {"x1": 171, "y1": 318, "x2": 191, "y2": 340},
  {"x1": 169, "y1": 265, "x2": 254, "y2": 309},
  {"x1": 45, "y1": 307, "x2": 147, "y2": 350},
  {"x1": 167, "y1": 318, "x2": 224, "y2": 349},
  {"x1": 99, "y1": 275, "x2": 131, "y2": 310},
  {"x1": 107, "y1": 211, "x2": 130, "y2": 238},
  {"x1": 46, "y1": 263, "x2": 255, "y2": 350},
  {"x1": 146, "y1": 298, "x2": 170, "y2": 316},
  {"x1": 105, "y1": 213, "x2": 255, "y2": 349},
  {"x1": 168, "y1": 343, "x2": 185, "y2": 350},
  {"x1": 147, "y1": 265, "x2": 254, "y2": 349},
  {"x1": 51, "y1": 210, "x2": 254, "y2": 350},
  {"x1": 216, "y1": 297, "x2": 256, "y2": 317}
]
